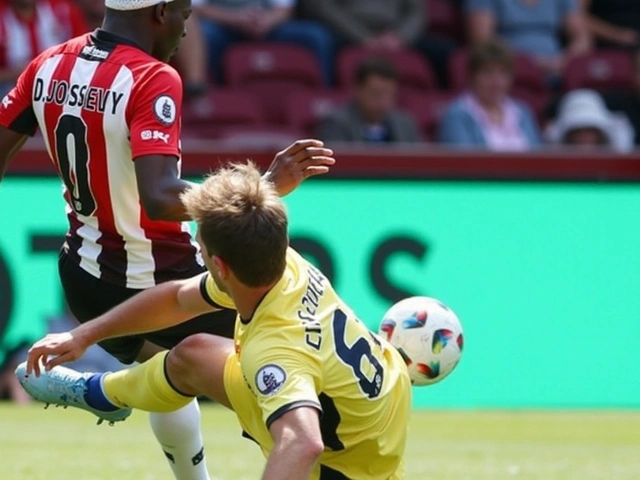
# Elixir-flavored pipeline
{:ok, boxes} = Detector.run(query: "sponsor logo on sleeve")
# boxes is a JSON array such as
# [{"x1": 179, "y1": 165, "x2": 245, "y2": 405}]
[
  {"x1": 153, "y1": 95, "x2": 177, "y2": 126},
  {"x1": 1, "y1": 95, "x2": 12, "y2": 109},
  {"x1": 141, "y1": 130, "x2": 170, "y2": 144},
  {"x1": 255, "y1": 364, "x2": 286, "y2": 397}
]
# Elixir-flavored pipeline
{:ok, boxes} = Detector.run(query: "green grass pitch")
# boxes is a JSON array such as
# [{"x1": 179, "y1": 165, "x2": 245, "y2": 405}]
[{"x1": 2, "y1": 404, "x2": 639, "y2": 480}]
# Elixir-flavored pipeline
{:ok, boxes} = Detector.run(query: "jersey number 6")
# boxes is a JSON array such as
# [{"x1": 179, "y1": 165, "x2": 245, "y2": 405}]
[
  {"x1": 333, "y1": 309, "x2": 384, "y2": 399},
  {"x1": 55, "y1": 114, "x2": 97, "y2": 216}
]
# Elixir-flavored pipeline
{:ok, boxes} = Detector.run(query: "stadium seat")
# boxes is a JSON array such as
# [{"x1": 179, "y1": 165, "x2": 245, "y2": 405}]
[
  {"x1": 449, "y1": 49, "x2": 546, "y2": 93},
  {"x1": 563, "y1": 51, "x2": 634, "y2": 92},
  {"x1": 181, "y1": 90, "x2": 264, "y2": 138},
  {"x1": 337, "y1": 46, "x2": 437, "y2": 92},
  {"x1": 425, "y1": 0, "x2": 464, "y2": 43},
  {"x1": 399, "y1": 90, "x2": 457, "y2": 139},
  {"x1": 224, "y1": 43, "x2": 325, "y2": 124},
  {"x1": 286, "y1": 90, "x2": 350, "y2": 136},
  {"x1": 215, "y1": 125, "x2": 305, "y2": 148},
  {"x1": 224, "y1": 43, "x2": 323, "y2": 87}
]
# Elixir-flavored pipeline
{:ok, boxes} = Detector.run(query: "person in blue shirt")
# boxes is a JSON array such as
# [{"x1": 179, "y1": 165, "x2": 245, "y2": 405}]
[
  {"x1": 195, "y1": 0, "x2": 334, "y2": 85},
  {"x1": 466, "y1": 0, "x2": 591, "y2": 78},
  {"x1": 438, "y1": 40, "x2": 541, "y2": 150}
]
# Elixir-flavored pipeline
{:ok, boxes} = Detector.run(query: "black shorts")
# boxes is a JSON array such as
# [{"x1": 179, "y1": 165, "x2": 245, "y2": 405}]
[{"x1": 58, "y1": 250, "x2": 236, "y2": 364}]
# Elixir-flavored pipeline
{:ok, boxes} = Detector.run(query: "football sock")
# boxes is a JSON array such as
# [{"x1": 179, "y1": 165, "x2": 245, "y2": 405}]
[
  {"x1": 150, "y1": 400, "x2": 212, "y2": 480},
  {"x1": 102, "y1": 351, "x2": 193, "y2": 412},
  {"x1": 84, "y1": 373, "x2": 119, "y2": 411}
]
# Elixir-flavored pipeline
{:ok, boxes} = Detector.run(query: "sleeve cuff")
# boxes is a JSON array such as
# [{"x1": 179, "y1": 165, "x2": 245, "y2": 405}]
[
  {"x1": 2, "y1": 108, "x2": 38, "y2": 136},
  {"x1": 199, "y1": 274, "x2": 226, "y2": 310},
  {"x1": 265, "y1": 400, "x2": 322, "y2": 429},
  {"x1": 131, "y1": 150, "x2": 180, "y2": 161}
]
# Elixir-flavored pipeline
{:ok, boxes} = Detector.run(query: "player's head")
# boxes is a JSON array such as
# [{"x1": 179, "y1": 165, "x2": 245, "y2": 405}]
[
  {"x1": 104, "y1": 0, "x2": 191, "y2": 62},
  {"x1": 182, "y1": 163, "x2": 289, "y2": 291}
]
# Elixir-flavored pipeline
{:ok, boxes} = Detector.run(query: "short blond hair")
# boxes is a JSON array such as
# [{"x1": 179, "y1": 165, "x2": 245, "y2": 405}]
[{"x1": 181, "y1": 162, "x2": 288, "y2": 287}]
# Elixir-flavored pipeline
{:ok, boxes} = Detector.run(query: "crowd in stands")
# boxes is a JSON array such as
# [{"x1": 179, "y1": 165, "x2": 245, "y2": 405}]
[{"x1": 1, "y1": 0, "x2": 640, "y2": 151}]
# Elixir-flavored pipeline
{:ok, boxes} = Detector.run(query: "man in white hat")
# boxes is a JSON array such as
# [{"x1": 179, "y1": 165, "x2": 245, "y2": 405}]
[{"x1": 0, "y1": 0, "x2": 335, "y2": 477}]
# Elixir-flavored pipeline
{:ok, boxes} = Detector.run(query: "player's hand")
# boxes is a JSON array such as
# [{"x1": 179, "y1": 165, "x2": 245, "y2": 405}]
[
  {"x1": 25, "y1": 331, "x2": 89, "y2": 377},
  {"x1": 265, "y1": 139, "x2": 335, "y2": 197}
]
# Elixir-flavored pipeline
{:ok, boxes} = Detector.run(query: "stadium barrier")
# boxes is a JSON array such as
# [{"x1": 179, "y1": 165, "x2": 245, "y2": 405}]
[{"x1": 2, "y1": 141, "x2": 639, "y2": 408}]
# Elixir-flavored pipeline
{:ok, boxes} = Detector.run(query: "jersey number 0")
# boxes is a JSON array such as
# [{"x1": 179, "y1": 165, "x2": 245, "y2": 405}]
[{"x1": 55, "y1": 114, "x2": 97, "y2": 216}]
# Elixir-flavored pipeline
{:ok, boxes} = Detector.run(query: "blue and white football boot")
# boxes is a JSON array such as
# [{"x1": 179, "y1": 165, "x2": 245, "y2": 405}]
[{"x1": 15, "y1": 362, "x2": 132, "y2": 426}]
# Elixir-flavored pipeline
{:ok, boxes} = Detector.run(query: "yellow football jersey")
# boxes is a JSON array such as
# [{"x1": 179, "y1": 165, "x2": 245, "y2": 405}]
[{"x1": 201, "y1": 248, "x2": 411, "y2": 480}]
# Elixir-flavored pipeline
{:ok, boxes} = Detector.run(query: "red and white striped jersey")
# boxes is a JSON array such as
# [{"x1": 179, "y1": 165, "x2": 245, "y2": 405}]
[
  {"x1": 0, "y1": 0, "x2": 88, "y2": 69},
  {"x1": 0, "y1": 29, "x2": 202, "y2": 289}
]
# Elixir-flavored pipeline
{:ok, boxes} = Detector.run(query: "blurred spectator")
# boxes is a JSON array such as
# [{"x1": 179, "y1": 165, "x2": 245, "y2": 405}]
[
  {"x1": 0, "y1": 306, "x2": 123, "y2": 403},
  {"x1": 304, "y1": 0, "x2": 456, "y2": 88},
  {"x1": 466, "y1": 0, "x2": 591, "y2": 79},
  {"x1": 0, "y1": 343, "x2": 31, "y2": 403},
  {"x1": 602, "y1": 49, "x2": 640, "y2": 146},
  {"x1": 582, "y1": 0, "x2": 640, "y2": 50},
  {"x1": 195, "y1": 0, "x2": 334, "y2": 85},
  {"x1": 546, "y1": 89, "x2": 634, "y2": 151},
  {"x1": 316, "y1": 58, "x2": 421, "y2": 143},
  {"x1": 0, "y1": 0, "x2": 88, "y2": 96},
  {"x1": 438, "y1": 40, "x2": 541, "y2": 150}
]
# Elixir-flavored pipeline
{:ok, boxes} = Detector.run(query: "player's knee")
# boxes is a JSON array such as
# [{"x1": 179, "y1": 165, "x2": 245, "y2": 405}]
[
  {"x1": 169, "y1": 334, "x2": 230, "y2": 374},
  {"x1": 169, "y1": 334, "x2": 209, "y2": 372}
]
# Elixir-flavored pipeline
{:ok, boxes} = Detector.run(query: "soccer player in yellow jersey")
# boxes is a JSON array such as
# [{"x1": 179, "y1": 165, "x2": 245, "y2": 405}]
[{"x1": 19, "y1": 162, "x2": 411, "y2": 480}]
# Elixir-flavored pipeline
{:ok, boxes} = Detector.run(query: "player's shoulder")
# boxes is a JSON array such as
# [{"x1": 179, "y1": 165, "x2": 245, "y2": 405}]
[
  {"x1": 128, "y1": 57, "x2": 181, "y2": 85},
  {"x1": 241, "y1": 326, "x2": 314, "y2": 369}
]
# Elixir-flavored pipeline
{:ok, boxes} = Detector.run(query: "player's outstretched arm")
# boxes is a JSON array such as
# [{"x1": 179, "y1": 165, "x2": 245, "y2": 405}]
[
  {"x1": 26, "y1": 274, "x2": 216, "y2": 376},
  {"x1": 265, "y1": 139, "x2": 336, "y2": 197},
  {"x1": 261, "y1": 407, "x2": 324, "y2": 480},
  {"x1": 0, "y1": 126, "x2": 29, "y2": 183}
]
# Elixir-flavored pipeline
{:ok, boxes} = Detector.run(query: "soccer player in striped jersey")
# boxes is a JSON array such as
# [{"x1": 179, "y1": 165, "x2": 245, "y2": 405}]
[{"x1": 0, "y1": 0, "x2": 335, "y2": 477}]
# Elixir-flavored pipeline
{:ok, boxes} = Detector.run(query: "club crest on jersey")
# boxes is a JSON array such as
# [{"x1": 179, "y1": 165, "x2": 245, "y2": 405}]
[
  {"x1": 154, "y1": 95, "x2": 176, "y2": 126},
  {"x1": 255, "y1": 364, "x2": 286, "y2": 397},
  {"x1": 1, "y1": 95, "x2": 12, "y2": 109}
]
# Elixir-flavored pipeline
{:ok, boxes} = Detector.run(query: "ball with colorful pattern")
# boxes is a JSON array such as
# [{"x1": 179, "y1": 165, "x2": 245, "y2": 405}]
[{"x1": 378, "y1": 296, "x2": 463, "y2": 386}]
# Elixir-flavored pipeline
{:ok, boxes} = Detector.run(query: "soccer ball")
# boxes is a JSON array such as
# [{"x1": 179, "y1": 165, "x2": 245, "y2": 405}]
[{"x1": 379, "y1": 296, "x2": 463, "y2": 386}]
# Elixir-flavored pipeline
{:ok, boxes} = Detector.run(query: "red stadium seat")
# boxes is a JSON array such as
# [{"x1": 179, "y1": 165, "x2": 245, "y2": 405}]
[
  {"x1": 399, "y1": 90, "x2": 457, "y2": 139},
  {"x1": 182, "y1": 89, "x2": 264, "y2": 138},
  {"x1": 224, "y1": 43, "x2": 325, "y2": 124},
  {"x1": 563, "y1": 51, "x2": 634, "y2": 92},
  {"x1": 215, "y1": 125, "x2": 304, "y2": 148},
  {"x1": 337, "y1": 46, "x2": 437, "y2": 92},
  {"x1": 224, "y1": 43, "x2": 323, "y2": 87},
  {"x1": 425, "y1": 0, "x2": 464, "y2": 43},
  {"x1": 182, "y1": 89, "x2": 263, "y2": 127},
  {"x1": 449, "y1": 49, "x2": 546, "y2": 93},
  {"x1": 286, "y1": 90, "x2": 350, "y2": 136}
]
